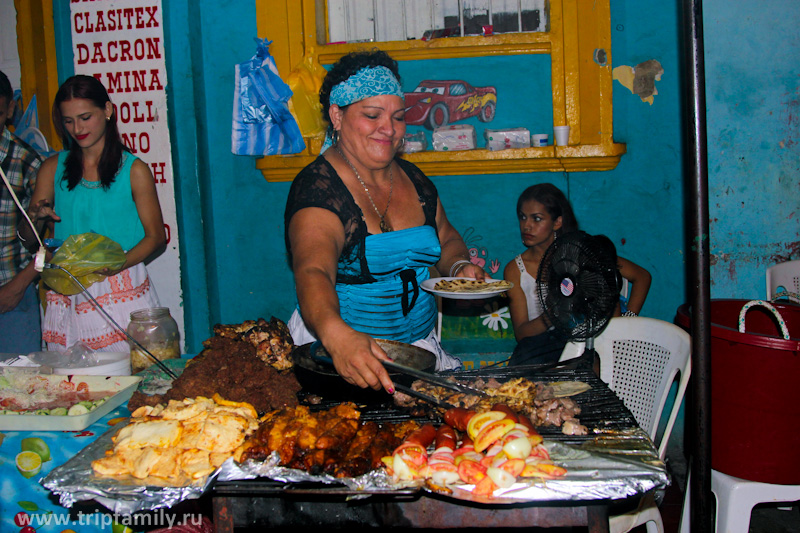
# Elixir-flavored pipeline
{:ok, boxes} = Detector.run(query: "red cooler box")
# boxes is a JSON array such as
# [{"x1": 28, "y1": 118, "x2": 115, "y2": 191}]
[{"x1": 676, "y1": 299, "x2": 800, "y2": 484}]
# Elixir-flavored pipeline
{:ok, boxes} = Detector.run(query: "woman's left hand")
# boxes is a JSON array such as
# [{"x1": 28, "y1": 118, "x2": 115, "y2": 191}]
[{"x1": 456, "y1": 262, "x2": 487, "y2": 281}]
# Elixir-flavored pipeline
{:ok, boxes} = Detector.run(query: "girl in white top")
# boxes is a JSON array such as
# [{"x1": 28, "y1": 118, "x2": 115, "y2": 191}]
[
  {"x1": 503, "y1": 184, "x2": 579, "y2": 351},
  {"x1": 502, "y1": 183, "x2": 651, "y2": 366}
]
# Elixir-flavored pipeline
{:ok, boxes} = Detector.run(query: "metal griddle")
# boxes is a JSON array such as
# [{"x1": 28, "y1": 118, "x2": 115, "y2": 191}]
[{"x1": 295, "y1": 365, "x2": 638, "y2": 447}]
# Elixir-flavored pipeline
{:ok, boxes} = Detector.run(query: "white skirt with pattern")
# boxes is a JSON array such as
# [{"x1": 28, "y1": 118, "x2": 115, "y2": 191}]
[{"x1": 42, "y1": 263, "x2": 161, "y2": 353}]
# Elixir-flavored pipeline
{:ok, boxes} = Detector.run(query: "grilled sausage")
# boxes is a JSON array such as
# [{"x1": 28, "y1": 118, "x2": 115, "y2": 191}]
[
  {"x1": 435, "y1": 423, "x2": 457, "y2": 450},
  {"x1": 443, "y1": 407, "x2": 476, "y2": 432}
]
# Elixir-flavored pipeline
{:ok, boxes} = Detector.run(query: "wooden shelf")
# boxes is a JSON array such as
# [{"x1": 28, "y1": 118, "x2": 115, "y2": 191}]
[{"x1": 257, "y1": 142, "x2": 626, "y2": 182}]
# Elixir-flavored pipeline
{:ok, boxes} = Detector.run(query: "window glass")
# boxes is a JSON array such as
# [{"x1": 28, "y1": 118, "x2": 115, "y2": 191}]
[{"x1": 325, "y1": 0, "x2": 548, "y2": 44}]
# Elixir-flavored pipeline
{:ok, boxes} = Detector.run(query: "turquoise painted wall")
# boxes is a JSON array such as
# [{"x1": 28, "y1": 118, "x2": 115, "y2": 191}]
[{"x1": 50, "y1": 1, "x2": 798, "y2": 355}]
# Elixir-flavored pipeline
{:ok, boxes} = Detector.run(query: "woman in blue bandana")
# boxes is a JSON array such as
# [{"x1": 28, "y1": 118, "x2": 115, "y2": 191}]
[{"x1": 285, "y1": 50, "x2": 485, "y2": 394}]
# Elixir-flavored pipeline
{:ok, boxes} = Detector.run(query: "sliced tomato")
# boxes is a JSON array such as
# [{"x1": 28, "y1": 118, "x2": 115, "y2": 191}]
[
  {"x1": 499, "y1": 457, "x2": 525, "y2": 477},
  {"x1": 457, "y1": 459, "x2": 487, "y2": 484},
  {"x1": 472, "y1": 474, "x2": 499, "y2": 496},
  {"x1": 453, "y1": 444, "x2": 475, "y2": 456}
]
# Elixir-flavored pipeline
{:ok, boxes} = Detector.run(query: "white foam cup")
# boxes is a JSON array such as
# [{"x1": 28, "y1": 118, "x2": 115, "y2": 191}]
[{"x1": 554, "y1": 125, "x2": 570, "y2": 146}]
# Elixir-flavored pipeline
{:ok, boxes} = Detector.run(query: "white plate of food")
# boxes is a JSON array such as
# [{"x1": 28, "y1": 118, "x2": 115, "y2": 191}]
[
  {"x1": 421, "y1": 277, "x2": 514, "y2": 300},
  {"x1": 0, "y1": 373, "x2": 141, "y2": 431}
]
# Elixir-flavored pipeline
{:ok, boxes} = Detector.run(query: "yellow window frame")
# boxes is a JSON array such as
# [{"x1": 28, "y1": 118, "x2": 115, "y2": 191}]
[{"x1": 262, "y1": 0, "x2": 626, "y2": 182}]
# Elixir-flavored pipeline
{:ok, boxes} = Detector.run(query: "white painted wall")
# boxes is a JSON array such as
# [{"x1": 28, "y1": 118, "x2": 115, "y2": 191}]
[{"x1": 0, "y1": 0, "x2": 22, "y2": 91}]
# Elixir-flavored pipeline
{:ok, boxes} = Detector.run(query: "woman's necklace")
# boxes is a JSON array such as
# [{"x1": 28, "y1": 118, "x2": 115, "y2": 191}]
[{"x1": 336, "y1": 144, "x2": 394, "y2": 233}]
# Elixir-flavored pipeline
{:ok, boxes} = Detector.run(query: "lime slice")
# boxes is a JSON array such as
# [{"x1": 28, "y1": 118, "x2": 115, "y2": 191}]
[
  {"x1": 112, "y1": 522, "x2": 135, "y2": 533},
  {"x1": 15, "y1": 451, "x2": 42, "y2": 478},
  {"x1": 21, "y1": 437, "x2": 51, "y2": 462}
]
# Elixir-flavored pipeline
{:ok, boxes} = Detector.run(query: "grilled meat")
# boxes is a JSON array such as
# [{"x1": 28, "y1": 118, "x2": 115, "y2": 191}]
[
  {"x1": 128, "y1": 335, "x2": 301, "y2": 416},
  {"x1": 211, "y1": 316, "x2": 295, "y2": 371},
  {"x1": 396, "y1": 376, "x2": 587, "y2": 435},
  {"x1": 237, "y1": 403, "x2": 419, "y2": 478}
]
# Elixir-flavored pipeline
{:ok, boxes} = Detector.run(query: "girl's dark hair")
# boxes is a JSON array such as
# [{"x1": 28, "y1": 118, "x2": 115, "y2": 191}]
[
  {"x1": 319, "y1": 49, "x2": 401, "y2": 128},
  {"x1": 516, "y1": 183, "x2": 579, "y2": 236},
  {"x1": 52, "y1": 75, "x2": 129, "y2": 190}
]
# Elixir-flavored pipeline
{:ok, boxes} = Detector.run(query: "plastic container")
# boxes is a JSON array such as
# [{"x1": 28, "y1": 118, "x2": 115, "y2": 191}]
[
  {"x1": 52, "y1": 352, "x2": 131, "y2": 376},
  {"x1": 675, "y1": 299, "x2": 800, "y2": 484},
  {"x1": 126, "y1": 307, "x2": 180, "y2": 373}
]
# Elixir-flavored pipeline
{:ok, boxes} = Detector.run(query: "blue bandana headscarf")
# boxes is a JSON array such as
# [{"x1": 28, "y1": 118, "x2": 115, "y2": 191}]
[{"x1": 321, "y1": 65, "x2": 404, "y2": 153}]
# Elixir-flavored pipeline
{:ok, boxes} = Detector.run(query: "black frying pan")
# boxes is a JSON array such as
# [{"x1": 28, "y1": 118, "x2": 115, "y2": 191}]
[{"x1": 291, "y1": 339, "x2": 437, "y2": 404}]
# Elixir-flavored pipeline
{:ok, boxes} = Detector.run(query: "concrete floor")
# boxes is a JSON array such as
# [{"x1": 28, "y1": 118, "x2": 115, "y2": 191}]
[{"x1": 641, "y1": 438, "x2": 800, "y2": 533}]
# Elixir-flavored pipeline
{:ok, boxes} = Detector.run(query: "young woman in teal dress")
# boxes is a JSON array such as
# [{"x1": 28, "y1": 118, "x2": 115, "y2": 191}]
[
  {"x1": 20, "y1": 75, "x2": 166, "y2": 353},
  {"x1": 285, "y1": 50, "x2": 485, "y2": 394}
]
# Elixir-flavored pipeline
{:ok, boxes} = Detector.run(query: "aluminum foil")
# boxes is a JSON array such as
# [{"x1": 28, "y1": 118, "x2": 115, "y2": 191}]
[
  {"x1": 42, "y1": 419, "x2": 667, "y2": 512},
  {"x1": 40, "y1": 422, "x2": 216, "y2": 515}
]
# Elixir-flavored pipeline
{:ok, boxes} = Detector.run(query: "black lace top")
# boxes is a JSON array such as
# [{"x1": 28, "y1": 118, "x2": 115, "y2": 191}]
[{"x1": 284, "y1": 156, "x2": 439, "y2": 284}]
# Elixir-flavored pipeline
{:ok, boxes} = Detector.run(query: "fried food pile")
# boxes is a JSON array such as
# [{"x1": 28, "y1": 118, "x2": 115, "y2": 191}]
[
  {"x1": 237, "y1": 403, "x2": 421, "y2": 479},
  {"x1": 92, "y1": 394, "x2": 259, "y2": 484},
  {"x1": 212, "y1": 316, "x2": 294, "y2": 371},
  {"x1": 394, "y1": 376, "x2": 587, "y2": 435},
  {"x1": 128, "y1": 320, "x2": 302, "y2": 415}
]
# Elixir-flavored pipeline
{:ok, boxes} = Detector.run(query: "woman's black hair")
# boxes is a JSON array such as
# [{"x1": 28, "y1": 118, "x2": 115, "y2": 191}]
[
  {"x1": 52, "y1": 75, "x2": 129, "y2": 191},
  {"x1": 516, "y1": 183, "x2": 579, "y2": 236},
  {"x1": 318, "y1": 49, "x2": 401, "y2": 129}
]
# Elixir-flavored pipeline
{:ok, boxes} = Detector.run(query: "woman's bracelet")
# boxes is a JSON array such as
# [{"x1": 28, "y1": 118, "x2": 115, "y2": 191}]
[
  {"x1": 449, "y1": 259, "x2": 472, "y2": 277},
  {"x1": 622, "y1": 310, "x2": 638, "y2": 317}
]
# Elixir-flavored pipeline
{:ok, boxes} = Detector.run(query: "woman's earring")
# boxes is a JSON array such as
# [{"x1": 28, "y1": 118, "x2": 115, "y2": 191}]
[
  {"x1": 333, "y1": 129, "x2": 340, "y2": 145},
  {"x1": 106, "y1": 116, "x2": 110, "y2": 122}
]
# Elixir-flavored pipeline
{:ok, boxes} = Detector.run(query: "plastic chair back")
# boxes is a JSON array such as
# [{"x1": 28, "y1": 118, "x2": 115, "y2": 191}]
[
  {"x1": 766, "y1": 259, "x2": 800, "y2": 302},
  {"x1": 560, "y1": 316, "x2": 692, "y2": 459}
]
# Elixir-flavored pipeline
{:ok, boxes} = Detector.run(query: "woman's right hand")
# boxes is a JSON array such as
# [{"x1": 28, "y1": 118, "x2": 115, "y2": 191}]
[
  {"x1": 27, "y1": 199, "x2": 61, "y2": 224},
  {"x1": 322, "y1": 329, "x2": 396, "y2": 394}
]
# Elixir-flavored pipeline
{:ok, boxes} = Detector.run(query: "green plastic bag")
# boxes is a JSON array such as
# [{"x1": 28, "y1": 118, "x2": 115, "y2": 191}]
[{"x1": 41, "y1": 233, "x2": 126, "y2": 295}]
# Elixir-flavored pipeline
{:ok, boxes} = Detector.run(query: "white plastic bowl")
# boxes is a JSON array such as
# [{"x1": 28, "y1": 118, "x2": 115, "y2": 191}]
[{"x1": 52, "y1": 352, "x2": 131, "y2": 376}]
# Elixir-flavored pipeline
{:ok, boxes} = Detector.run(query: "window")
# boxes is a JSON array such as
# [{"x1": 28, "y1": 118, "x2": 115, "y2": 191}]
[
  {"x1": 255, "y1": 0, "x2": 625, "y2": 182},
  {"x1": 326, "y1": 0, "x2": 548, "y2": 44}
]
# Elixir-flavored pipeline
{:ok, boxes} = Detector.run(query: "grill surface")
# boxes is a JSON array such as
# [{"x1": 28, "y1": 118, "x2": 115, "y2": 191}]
[{"x1": 297, "y1": 365, "x2": 639, "y2": 446}]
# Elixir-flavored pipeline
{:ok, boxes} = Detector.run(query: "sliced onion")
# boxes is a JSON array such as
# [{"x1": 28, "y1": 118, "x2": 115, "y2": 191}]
[
  {"x1": 487, "y1": 466, "x2": 517, "y2": 488},
  {"x1": 393, "y1": 453, "x2": 414, "y2": 481},
  {"x1": 503, "y1": 434, "x2": 532, "y2": 459},
  {"x1": 431, "y1": 469, "x2": 462, "y2": 486}
]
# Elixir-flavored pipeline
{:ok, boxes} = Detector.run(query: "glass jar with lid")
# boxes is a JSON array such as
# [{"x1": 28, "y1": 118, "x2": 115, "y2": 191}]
[{"x1": 126, "y1": 307, "x2": 180, "y2": 373}]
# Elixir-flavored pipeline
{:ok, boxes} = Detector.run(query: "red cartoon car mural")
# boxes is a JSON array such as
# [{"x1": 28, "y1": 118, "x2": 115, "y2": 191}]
[{"x1": 404, "y1": 80, "x2": 497, "y2": 130}]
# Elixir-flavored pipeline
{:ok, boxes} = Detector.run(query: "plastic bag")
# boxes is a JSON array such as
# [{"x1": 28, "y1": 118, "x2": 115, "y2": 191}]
[
  {"x1": 232, "y1": 38, "x2": 306, "y2": 155},
  {"x1": 286, "y1": 51, "x2": 327, "y2": 139},
  {"x1": 41, "y1": 233, "x2": 126, "y2": 295}
]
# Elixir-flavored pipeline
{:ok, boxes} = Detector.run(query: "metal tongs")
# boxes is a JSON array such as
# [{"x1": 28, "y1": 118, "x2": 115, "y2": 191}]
[
  {"x1": 380, "y1": 359, "x2": 489, "y2": 399},
  {"x1": 309, "y1": 340, "x2": 488, "y2": 406}
]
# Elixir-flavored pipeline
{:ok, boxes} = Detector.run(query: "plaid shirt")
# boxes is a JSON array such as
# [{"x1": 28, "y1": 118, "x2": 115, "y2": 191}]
[{"x1": 0, "y1": 127, "x2": 42, "y2": 285}]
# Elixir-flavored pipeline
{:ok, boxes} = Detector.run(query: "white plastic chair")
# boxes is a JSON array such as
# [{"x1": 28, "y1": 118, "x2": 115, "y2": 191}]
[
  {"x1": 766, "y1": 259, "x2": 800, "y2": 302},
  {"x1": 679, "y1": 469, "x2": 800, "y2": 533},
  {"x1": 560, "y1": 316, "x2": 692, "y2": 533}
]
